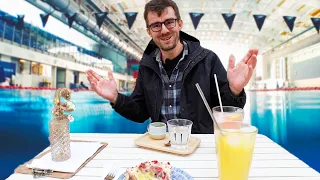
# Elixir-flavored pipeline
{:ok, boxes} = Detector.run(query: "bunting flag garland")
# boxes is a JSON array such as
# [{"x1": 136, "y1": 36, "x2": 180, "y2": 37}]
[
  {"x1": 189, "y1": 12, "x2": 204, "y2": 30},
  {"x1": 26, "y1": 10, "x2": 320, "y2": 41},
  {"x1": 221, "y1": 13, "x2": 236, "y2": 30},
  {"x1": 40, "y1": 14, "x2": 50, "y2": 28},
  {"x1": 95, "y1": 12, "x2": 108, "y2": 29},
  {"x1": 124, "y1": 12, "x2": 138, "y2": 29},
  {"x1": 17, "y1": 15, "x2": 24, "y2": 29},
  {"x1": 253, "y1": 14, "x2": 267, "y2": 31},
  {"x1": 283, "y1": 16, "x2": 296, "y2": 32},
  {"x1": 65, "y1": 13, "x2": 78, "y2": 28},
  {"x1": 311, "y1": 17, "x2": 320, "y2": 34}
]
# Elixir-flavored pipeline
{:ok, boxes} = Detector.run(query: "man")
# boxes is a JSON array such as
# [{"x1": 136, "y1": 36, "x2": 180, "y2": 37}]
[
  {"x1": 80, "y1": 81, "x2": 89, "y2": 90},
  {"x1": 87, "y1": 0, "x2": 258, "y2": 133},
  {"x1": 0, "y1": 77, "x2": 10, "y2": 86}
]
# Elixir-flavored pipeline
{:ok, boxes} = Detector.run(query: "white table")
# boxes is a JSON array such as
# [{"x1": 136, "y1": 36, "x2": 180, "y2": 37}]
[{"x1": 7, "y1": 133, "x2": 320, "y2": 180}]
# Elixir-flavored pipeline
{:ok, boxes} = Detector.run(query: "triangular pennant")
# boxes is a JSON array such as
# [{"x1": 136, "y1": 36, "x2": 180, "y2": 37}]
[
  {"x1": 221, "y1": 13, "x2": 236, "y2": 30},
  {"x1": 94, "y1": 12, "x2": 108, "y2": 29},
  {"x1": 124, "y1": 12, "x2": 138, "y2": 29},
  {"x1": 40, "y1": 14, "x2": 50, "y2": 27},
  {"x1": 189, "y1": 13, "x2": 204, "y2": 30},
  {"x1": 65, "y1": 13, "x2": 77, "y2": 28},
  {"x1": 253, "y1": 14, "x2": 266, "y2": 31},
  {"x1": 17, "y1": 14, "x2": 24, "y2": 29},
  {"x1": 283, "y1": 16, "x2": 296, "y2": 32},
  {"x1": 311, "y1": 17, "x2": 320, "y2": 34}
]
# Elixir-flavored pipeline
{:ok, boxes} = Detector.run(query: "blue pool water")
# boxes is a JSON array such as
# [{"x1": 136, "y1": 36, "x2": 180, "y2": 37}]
[
  {"x1": 0, "y1": 89, "x2": 319, "y2": 179},
  {"x1": 250, "y1": 90, "x2": 320, "y2": 174},
  {"x1": 0, "y1": 89, "x2": 150, "y2": 179}
]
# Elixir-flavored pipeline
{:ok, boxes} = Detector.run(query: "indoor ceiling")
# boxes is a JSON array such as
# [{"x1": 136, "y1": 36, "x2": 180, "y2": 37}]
[{"x1": 90, "y1": 0, "x2": 320, "y2": 54}]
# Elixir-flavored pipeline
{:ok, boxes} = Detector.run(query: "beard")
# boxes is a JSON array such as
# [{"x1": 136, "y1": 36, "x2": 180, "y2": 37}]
[
  {"x1": 156, "y1": 32, "x2": 179, "y2": 52},
  {"x1": 159, "y1": 41, "x2": 176, "y2": 51}
]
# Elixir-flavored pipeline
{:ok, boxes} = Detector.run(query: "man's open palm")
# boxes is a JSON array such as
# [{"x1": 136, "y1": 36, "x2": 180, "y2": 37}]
[
  {"x1": 227, "y1": 49, "x2": 259, "y2": 95},
  {"x1": 87, "y1": 70, "x2": 118, "y2": 103}
]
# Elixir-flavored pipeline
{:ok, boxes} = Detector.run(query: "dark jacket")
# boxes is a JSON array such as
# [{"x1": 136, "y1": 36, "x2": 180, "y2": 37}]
[{"x1": 112, "y1": 31, "x2": 246, "y2": 134}]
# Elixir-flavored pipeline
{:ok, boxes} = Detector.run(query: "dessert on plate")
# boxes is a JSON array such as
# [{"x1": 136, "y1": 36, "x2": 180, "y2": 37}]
[{"x1": 125, "y1": 160, "x2": 172, "y2": 180}]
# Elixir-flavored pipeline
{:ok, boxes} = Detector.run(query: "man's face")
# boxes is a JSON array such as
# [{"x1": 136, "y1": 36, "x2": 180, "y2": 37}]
[{"x1": 147, "y1": 7, "x2": 183, "y2": 52}]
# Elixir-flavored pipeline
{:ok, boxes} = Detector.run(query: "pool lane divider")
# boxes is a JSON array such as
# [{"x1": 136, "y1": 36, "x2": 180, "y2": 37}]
[
  {"x1": 251, "y1": 87, "x2": 320, "y2": 91},
  {"x1": 0, "y1": 86, "x2": 319, "y2": 91},
  {"x1": 0, "y1": 86, "x2": 92, "y2": 91}
]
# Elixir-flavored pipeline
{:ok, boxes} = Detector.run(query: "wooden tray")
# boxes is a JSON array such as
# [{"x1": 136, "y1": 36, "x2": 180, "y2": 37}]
[
  {"x1": 14, "y1": 140, "x2": 107, "y2": 179},
  {"x1": 134, "y1": 133, "x2": 200, "y2": 155}
]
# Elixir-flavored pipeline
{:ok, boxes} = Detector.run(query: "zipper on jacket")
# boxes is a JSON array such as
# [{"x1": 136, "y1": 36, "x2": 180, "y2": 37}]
[
  {"x1": 179, "y1": 50, "x2": 206, "y2": 116},
  {"x1": 141, "y1": 64, "x2": 163, "y2": 122},
  {"x1": 181, "y1": 50, "x2": 204, "y2": 83}
]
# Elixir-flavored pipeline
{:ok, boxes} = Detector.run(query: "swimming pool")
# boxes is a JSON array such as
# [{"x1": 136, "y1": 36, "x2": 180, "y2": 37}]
[
  {"x1": 0, "y1": 89, "x2": 150, "y2": 179},
  {"x1": 0, "y1": 89, "x2": 319, "y2": 179},
  {"x1": 250, "y1": 90, "x2": 320, "y2": 174}
]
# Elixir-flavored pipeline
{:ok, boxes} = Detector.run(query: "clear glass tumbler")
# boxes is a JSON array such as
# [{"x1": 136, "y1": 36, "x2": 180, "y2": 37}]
[
  {"x1": 167, "y1": 119, "x2": 193, "y2": 150},
  {"x1": 212, "y1": 106, "x2": 244, "y2": 123}
]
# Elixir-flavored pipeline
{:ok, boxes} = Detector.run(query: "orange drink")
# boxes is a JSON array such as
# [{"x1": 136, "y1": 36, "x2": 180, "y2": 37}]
[{"x1": 215, "y1": 121, "x2": 257, "y2": 180}]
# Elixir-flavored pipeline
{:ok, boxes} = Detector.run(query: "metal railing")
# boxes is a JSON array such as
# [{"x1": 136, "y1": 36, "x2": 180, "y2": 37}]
[{"x1": 0, "y1": 19, "x2": 126, "y2": 73}]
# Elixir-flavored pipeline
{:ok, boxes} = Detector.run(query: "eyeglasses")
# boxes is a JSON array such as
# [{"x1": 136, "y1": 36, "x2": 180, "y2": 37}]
[{"x1": 148, "y1": 19, "x2": 178, "y2": 32}]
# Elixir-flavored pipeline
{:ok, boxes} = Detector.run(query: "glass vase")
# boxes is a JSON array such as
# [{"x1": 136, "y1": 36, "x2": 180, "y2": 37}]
[{"x1": 49, "y1": 115, "x2": 71, "y2": 162}]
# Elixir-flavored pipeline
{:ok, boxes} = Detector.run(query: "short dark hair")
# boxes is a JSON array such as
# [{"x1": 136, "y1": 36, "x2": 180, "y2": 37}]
[{"x1": 144, "y1": 0, "x2": 181, "y2": 26}]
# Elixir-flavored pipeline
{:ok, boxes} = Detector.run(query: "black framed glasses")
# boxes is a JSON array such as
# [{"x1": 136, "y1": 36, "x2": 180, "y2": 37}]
[{"x1": 148, "y1": 19, "x2": 178, "y2": 32}]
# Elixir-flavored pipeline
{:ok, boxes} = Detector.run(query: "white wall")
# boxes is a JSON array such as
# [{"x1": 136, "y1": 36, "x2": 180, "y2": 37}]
[
  {"x1": 20, "y1": 74, "x2": 32, "y2": 87},
  {"x1": 21, "y1": 61, "x2": 31, "y2": 75},
  {"x1": 51, "y1": 66, "x2": 57, "y2": 88},
  {"x1": 79, "y1": 72, "x2": 88, "y2": 84},
  {"x1": 287, "y1": 42, "x2": 320, "y2": 87},
  {"x1": 261, "y1": 33, "x2": 320, "y2": 87},
  {"x1": 20, "y1": 61, "x2": 32, "y2": 87},
  {"x1": 0, "y1": 57, "x2": 56, "y2": 87},
  {"x1": 0, "y1": 54, "x2": 11, "y2": 62},
  {"x1": 31, "y1": 74, "x2": 42, "y2": 87},
  {"x1": 262, "y1": 33, "x2": 320, "y2": 63},
  {"x1": 66, "y1": 69, "x2": 74, "y2": 88},
  {"x1": 295, "y1": 77, "x2": 320, "y2": 87}
]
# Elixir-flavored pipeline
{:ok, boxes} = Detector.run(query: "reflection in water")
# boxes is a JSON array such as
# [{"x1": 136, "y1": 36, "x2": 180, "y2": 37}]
[
  {"x1": 1, "y1": 89, "x2": 320, "y2": 178},
  {"x1": 250, "y1": 90, "x2": 320, "y2": 173},
  {"x1": 0, "y1": 89, "x2": 150, "y2": 179}
]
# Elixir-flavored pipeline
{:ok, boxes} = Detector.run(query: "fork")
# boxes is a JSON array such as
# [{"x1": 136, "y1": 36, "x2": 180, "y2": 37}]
[{"x1": 104, "y1": 165, "x2": 117, "y2": 180}]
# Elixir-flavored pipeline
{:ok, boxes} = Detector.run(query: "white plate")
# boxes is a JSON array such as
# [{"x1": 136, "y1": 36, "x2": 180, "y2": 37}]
[{"x1": 117, "y1": 166, "x2": 193, "y2": 180}]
